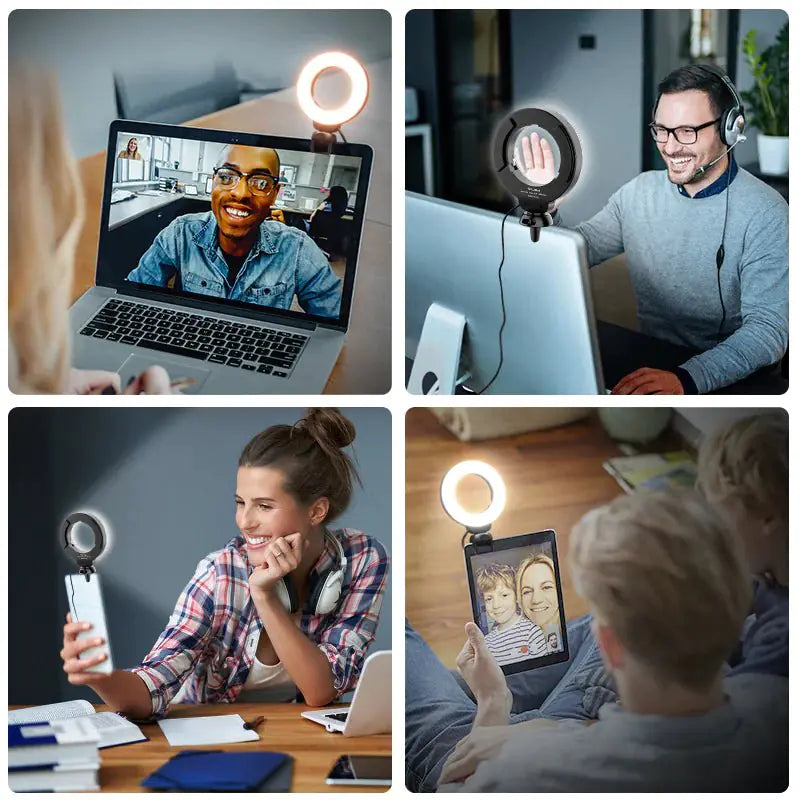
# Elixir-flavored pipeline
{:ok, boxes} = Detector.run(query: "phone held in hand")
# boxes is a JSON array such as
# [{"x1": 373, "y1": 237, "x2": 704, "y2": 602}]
[{"x1": 65, "y1": 573, "x2": 114, "y2": 674}]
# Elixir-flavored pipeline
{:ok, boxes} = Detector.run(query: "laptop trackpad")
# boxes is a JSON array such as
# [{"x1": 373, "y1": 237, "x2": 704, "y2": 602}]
[{"x1": 118, "y1": 354, "x2": 211, "y2": 394}]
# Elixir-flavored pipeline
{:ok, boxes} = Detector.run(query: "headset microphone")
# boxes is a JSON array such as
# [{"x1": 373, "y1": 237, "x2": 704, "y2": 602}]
[{"x1": 692, "y1": 133, "x2": 746, "y2": 179}]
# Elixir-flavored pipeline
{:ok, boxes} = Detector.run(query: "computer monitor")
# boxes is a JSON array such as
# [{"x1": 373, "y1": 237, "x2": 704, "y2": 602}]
[
  {"x1": 405, "y1": 192, "x2": 604, "y2": 394},
  {"x1": 205, "y1": 176, "x2": 213, "y2": 194}
]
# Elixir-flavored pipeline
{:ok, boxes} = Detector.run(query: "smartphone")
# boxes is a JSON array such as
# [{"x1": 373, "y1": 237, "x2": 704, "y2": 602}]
[
  {"x1": 64, "y1": 573, "x2": 114, "y2": 674},
  {"x1": 325, "y1": 755, "x2": 391, "y2": 786}
]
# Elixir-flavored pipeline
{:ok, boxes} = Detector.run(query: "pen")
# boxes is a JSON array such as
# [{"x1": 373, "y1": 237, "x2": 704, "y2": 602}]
[{"x1": 242, "y1": 715, "x2": 265, "y2": 730}]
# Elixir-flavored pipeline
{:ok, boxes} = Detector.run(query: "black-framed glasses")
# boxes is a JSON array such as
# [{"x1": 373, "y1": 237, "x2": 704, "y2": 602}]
[
  {"x1": 212, "y1": 166, "x2": 278, "y2": 195},
  {"x1": 648, "y1": 117, "x2": 721, "y2": 145}
]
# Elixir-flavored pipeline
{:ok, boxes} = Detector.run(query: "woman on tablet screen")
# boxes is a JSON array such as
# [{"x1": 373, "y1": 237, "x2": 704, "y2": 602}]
[
  {"x1": 59, "y1": 409, "x2": 389, "y2": 717},
  {"x1": 517, "y1": 553, "x2": 563, "y2": 650}
]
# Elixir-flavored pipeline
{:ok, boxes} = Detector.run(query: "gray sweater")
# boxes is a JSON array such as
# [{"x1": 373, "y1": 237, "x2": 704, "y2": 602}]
[
  {"x1": 572, "y1": 169, "x2": 788, "y2": 393},
  {"x1": 441, "y1": 673, "x2": 787, "y2": 792}
]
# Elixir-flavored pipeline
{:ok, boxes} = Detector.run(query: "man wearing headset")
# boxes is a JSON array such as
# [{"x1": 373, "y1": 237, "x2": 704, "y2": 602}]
[{"x1": 520, "y1": 64, "x2": 788, "y2": 394}]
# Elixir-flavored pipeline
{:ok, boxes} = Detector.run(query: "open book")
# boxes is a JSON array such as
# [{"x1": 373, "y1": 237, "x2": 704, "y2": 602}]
[
  {"x1": 603, "y1": 451, "x2": 697, "y2": 494},
  {"x1": 8, "y1": 699, "x2": 147, "y2": 749}
]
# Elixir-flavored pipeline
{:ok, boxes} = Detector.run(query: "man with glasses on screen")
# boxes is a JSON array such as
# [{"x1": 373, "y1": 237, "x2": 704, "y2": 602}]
[
  {"x1": 127, "y1": 145, "x2": 341, "y2": 317},
  {"x1": 520, "y1": 65, "x2": 787, "y2": 394}
]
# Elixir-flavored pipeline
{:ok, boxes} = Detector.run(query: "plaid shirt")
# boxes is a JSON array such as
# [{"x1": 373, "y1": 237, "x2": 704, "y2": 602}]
[{"x1": 131, "y1": 529, "x2": 389, "y2": 718}]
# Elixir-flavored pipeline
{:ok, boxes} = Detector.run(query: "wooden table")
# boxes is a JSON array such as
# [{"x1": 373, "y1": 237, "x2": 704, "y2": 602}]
[
  {"x1": 71, "y1": 60, "x2": 391, "y2": 394},
  {"x1": 11, "y1": 703, "x2": 390, "y2": 792}
]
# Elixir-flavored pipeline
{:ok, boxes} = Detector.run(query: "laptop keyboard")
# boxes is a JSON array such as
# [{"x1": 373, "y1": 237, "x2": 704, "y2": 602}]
[
  {"x1": 79, "y1": 299, "x2": 309, "y2": 378},
  {"x1": 327, "y1": 712, "x2": 349, "y2": 723}
]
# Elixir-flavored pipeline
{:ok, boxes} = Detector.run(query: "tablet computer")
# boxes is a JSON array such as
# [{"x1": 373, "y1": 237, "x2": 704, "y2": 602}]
[{"x1": 464, "y1": 530, "x2": 569, "y2": 675}]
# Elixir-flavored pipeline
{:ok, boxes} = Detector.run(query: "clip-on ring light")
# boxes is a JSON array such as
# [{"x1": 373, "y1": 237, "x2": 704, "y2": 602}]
[
  {"x1": 63, "y1": 512, "x2": 106, "y2": 581},
  {"x1": 492, "y1": 108, "x2": 582, "y2": 242},
  {"x1": 297, "y1": 51, "x2": 369, "y2": 153},
  {"x1": 440, "y1": 460, "x2": 507, "y2": 553}
]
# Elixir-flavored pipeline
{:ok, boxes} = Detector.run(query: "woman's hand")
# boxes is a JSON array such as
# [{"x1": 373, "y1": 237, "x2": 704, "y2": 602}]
[
  {"x1": 123, "y1": 365, "x2": 174, "y2": 394},
  {"x1": 68, "y1": 368, "x2": 121, "y2": 395},
  {"x1": 438, "y1": 725, "x2": 515, "y2": 785},
  {"x1": 60, "y1": 613, "x2": 109, "y2": 685},
  {"x1": 248, "y1": 533, "x2": 308, "y2": 597},
  {"x1": 456, "y1": 622, "x2": 510, "y2": 708}
]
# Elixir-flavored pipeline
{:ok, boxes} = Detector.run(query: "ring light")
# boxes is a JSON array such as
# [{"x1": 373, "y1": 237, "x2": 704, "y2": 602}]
[
  {"x1": 440, "y1": 460, "x2": 507, "y2": 533},
  {"x1": 297, "y1": 51, "x2": 369, "y2": 132},
  {"x1": 62, "y1": 512, "x2": 106, "y2": 580},
  {"x1": 492, "y1": 108, "x2": 582, "y2": 242}
]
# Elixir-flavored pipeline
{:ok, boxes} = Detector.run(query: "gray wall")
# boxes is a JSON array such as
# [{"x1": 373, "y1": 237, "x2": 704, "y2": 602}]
[
  {"x1": 510, "y1": 10, "x2": 644, "y2": 226},
  {"x1": 734, "y1": 10, "x2": 789, "y2": 166},
  {"x1": 9, "y1": 408, "x2": 391, "y2": 705},
  {"x1": 9, "y1": 10, "x2": 391, "y2": 159}
]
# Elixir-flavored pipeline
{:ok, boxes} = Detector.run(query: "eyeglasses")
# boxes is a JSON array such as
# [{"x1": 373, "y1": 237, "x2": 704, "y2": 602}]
[
  {"x1": 649, "y1": 117, "x2": 721, "y2": 145},
  {"x1": 212, "y1": 167, "x2": 278, "y2": 195}
]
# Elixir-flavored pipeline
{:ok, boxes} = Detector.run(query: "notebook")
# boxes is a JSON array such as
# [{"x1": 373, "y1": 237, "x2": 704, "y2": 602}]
[{"x1": 141, "y1": 750, "x2": 292, "y2": 791}]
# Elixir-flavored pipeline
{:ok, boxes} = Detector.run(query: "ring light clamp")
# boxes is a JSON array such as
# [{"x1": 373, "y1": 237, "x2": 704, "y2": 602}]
[
  {"x1": 492, "y1": 108, "x2": 583, "y2": 242},
  {"x1": 440, "y1": 461, "x2": 507, "y2": 553},
  {"x1": 62, "y1": 512, "x2": 106, "y2": 580}
]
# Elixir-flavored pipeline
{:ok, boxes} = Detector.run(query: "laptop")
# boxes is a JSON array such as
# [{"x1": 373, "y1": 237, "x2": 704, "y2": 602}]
[
  {"x1": 69, "y1": 120, "x2": 373, "y2": 394},
  {"x1": 301, "y1": 650, "x2": 391, "y2": 736},
  {"x1": 405, "y1": 192, "x2": 604, "y2": 394}
]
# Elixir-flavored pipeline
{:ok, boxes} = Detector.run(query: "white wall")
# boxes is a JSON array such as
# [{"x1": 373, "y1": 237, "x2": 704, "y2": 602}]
[
  {"x1": 9, "y1": 10, "x2": 391, "y2": 158},
  {"x1": 510, "y1": 10, "x2": 644, "y2": 225}
]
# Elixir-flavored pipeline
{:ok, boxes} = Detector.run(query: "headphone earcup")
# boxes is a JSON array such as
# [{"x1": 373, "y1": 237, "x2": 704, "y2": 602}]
[
  {"x1": 274, "y1": 576, "x2": 300, "y2": 614},
  {"x1": 721, "y1": 109, "x2": 743, "y2": 146},
  {"x1": 308, "y1": 569, "x2": 345, "y2": 616}
]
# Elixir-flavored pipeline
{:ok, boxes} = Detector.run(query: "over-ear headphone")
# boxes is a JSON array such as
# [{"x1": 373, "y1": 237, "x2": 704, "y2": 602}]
[
  {"x1": 692, "y1": 63, "x2": 746, "y2": 146},
  {"x1": 652, "y1": 63, "x2": 746, "y2": 147},
  {"x1": 273, "y1": 530, "x2": 347, "y2": 616}
]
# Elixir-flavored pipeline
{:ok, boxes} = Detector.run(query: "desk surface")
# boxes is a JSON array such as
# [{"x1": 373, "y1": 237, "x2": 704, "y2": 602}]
[
  {"x1": 72, "y1": 66, "x2": 391, "y2": 394},
  {"x1": 10, "y1": 703, "x2": 390, "y2": 793}
]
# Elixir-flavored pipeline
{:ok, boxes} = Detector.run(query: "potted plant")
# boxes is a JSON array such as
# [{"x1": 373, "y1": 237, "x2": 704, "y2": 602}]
[{"x1": 741, "y1": 23, "x2": 789, "y2": 175}]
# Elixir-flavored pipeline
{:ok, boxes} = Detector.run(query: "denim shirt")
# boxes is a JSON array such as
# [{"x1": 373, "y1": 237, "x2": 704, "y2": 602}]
[{"x1": 126, "y1": 211, "x2": 341, "y2": 318}]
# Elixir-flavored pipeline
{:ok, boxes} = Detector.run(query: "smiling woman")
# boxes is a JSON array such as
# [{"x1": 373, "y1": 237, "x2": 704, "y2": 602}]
[{"x1": 57, "y1": 408, "x2": 389, "y2": 717}]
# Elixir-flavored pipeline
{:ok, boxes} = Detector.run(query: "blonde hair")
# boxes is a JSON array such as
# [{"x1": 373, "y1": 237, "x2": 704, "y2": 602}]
[
  {"x1": 477, "y1": 563, "x2": 516, "y2": 596},
  {"x1": 570, "y1": 489, "x2": 751, "y2": 690},
  {"x1": 516, "y1": 552, "x2": 556, "y2": 601},
  {"x1": 9, "y1": 65, "x2": 83, "y2": 393},
  {"x1": 697, "y1": 412, "x2": 788, "y2": 532}
]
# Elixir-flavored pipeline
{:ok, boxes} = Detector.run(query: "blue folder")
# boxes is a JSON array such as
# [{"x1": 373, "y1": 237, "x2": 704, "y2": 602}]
[{"x1": 141, "y1": 750, "x2": 291, "y2": 791}]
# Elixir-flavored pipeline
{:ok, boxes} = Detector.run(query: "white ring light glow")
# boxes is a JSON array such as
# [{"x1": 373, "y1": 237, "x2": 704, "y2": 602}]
[
  {"x1": 440, "y1": 460, "x2": 507, "y2": 530},
  {"x1": 296, "y1": 51, "x2": 369, "y2": 127}
]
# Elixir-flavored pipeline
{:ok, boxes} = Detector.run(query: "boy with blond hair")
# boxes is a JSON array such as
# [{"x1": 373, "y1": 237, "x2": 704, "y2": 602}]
[
  {"x1": 476, "y1": 563, "x2": 546, "y2": 666},
  {"x1": 406, "y1": 489, "x2": 787, "y2": 791}
]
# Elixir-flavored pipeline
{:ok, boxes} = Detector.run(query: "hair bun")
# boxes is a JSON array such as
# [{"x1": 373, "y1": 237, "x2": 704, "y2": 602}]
[{"x1": 302, "y1": 408, "x2": 356, "y2": 450}]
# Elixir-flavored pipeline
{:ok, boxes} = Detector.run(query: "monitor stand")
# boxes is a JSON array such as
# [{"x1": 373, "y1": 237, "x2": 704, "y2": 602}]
[{"x1": 408, "y1": 302, "x2": 466, "y2": 394}]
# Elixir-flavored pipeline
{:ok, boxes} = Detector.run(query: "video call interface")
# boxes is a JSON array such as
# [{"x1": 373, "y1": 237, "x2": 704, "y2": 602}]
[
  {"x1": 109, "y1": 133, "x2": 364, "y2": 320},
  {"x1": 468, "y1": 539, "x2": 565, "y2": 668}
]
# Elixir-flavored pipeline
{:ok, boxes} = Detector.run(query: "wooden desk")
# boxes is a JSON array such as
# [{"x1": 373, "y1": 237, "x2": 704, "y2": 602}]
[
  {"x1": 72, "y1": 60, "x2": 391, "y2": 394},
  {"x1": 11, "y1": 703, "x2": 390, "y2": 793}
]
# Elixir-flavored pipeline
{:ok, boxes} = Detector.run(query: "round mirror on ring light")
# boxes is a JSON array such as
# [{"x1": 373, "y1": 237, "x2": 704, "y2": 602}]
[
  {"x1": 296, "y1": 51, "x2": 369, "y2": 135},
  {"x1": 440, "y1": 460, "x2": 507, "y2": 534},
  {"x1": 492, "y1": 108, "x2": 582, "y2": 241}
]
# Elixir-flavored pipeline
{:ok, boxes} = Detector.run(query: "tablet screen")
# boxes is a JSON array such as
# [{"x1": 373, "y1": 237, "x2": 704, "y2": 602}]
[{"x1": 464, "y1": 530, "x2": 569, "y2": 675}]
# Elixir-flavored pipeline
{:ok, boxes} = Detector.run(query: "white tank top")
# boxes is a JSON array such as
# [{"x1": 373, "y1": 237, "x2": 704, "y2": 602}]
[{"x1": 238, "y1": 654, "x2": 298, "y2": 703}]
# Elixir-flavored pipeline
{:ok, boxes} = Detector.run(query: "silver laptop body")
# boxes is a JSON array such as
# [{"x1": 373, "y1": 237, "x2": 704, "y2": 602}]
[
  {"x1": 69, "y1": 120, "x2": 373, "y2": 394},
  {"x1": 405, "y1": 192, "x2": 603, "y2": 394},
  {"x1": 301, "y1": 650, "x2": 391, "y2": 736}
]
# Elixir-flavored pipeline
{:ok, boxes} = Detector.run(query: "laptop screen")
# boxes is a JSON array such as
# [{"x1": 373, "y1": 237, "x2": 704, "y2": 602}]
[{"x1": 98, "y1": 123, "x2": 373, "y2": 330}]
